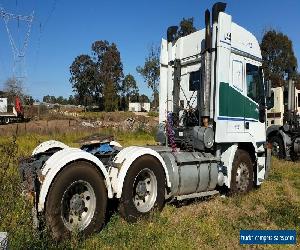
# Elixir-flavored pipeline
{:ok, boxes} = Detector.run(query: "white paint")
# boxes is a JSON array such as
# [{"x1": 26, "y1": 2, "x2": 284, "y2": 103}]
[
  {"x1": 267, "y1": 86, "x2": 300, "y2": 127},
  {"x1": 112, "y1": 146, "x2": 171, "y2": 198},
  {"x1": 0, "y1": 98, "x2": 8, "y2": 113},
  {"x1": 220, "y1": 144, "x2": 238, "y2": 187},
  {"x1": 110, "y1": 140, "x2": 122, "y2": 148},
  {"x1": 128, "y1": 102, "x2": 150, "y2": 112},
  {"x1": 37, "y1": 148, "x2": 113, "y2": 212},
  {"x1": 256, "y1": 156, "x2": 266, "y2": 185},
  {"x1": 32, "y1": 140, "x2": 69, "y2": 156}
]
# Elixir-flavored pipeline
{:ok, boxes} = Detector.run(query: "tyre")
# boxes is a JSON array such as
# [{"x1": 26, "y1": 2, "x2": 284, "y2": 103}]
[
  {"x1": 119, "y1": 155, "x2": 165, "y2": 222},
  {"x1": 45, "y1": 161, "x2": 107, "y2": 240},
  {"x1": 230, "y1": 149, "x2": 254, "y2": 194},
  {"x1": 269, "y1": 136, "x2": 285, "y2": 159}
]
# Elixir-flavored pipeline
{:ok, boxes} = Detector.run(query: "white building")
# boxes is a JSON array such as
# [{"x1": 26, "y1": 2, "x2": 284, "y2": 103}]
[{"x1": 128, "y1": 102, "x2": 150, "y2": 112}]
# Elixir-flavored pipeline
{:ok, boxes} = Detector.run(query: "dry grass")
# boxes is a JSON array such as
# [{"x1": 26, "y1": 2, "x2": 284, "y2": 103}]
[{"x1": 0, "y1": 124, "x2": 299, "y2": 249}]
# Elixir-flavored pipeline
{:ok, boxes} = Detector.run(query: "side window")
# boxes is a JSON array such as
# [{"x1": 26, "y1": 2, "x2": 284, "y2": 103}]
[
  {"x1": 189, "y1": 70, "x2": 201, "y2": 91},
  {"x1": 246, "y1": 63, "x2": 264, "y2": 103},
  {"x1": 232, "y1": 60, "x2": 243, "y2": 92}
]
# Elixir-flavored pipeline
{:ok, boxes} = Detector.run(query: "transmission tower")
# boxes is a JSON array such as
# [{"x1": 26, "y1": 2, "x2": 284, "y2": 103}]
[{"x1": 0, "y1": 7, "x2": 34, "y2": 80}]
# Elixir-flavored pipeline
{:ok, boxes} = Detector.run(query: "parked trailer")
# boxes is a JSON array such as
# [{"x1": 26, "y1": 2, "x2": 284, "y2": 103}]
[
  {"x1": 19, "y1": 2, "x2": 271, "y2": 240},
  {"x1": 266, "y1": 81, "x2": 300, "y2": 160}
]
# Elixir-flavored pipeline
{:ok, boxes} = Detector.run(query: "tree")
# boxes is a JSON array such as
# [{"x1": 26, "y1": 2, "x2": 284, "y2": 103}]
[
  {"x1": 23, "y1": 95, "x2": 34, "y2": 105},
  {"x1": 70, "y1": 41, "x2": 123, "y2": 110},
  {"x1": 103, "y1": 81, "x2": 118, "y2": 111},
  {"x1": 261, "y1": 30, "x2": 298, "y2": 87},
  {"x1": 4, "y1": 77, "x2": 24, "y2": 97},
  {"x1": 122, "y1": 74, "x2": 138, "y2": 97},
  {"x1": 43, "y1": 95, "x2": 56, "y2": 103},
  {"x1": 175, "y1": 18, "x2": 196, "y2": 40},
  {"x1": 137, "y1": 45, "x2": 160, "y2": 108},
  {"x1": 130, "y1": 93, "x2": 140, "y2": 102},
  {"x1": 92, "y1": 40, "x2": 124, "y2": 110},
  {"x1": 69, "y1": 54, "x2": 97, "y2": 106},
  {"x1": 121, "y1": 74, "x2": 138, "y2": 110},
  {"x1": 139, "y1": 94, "x2": 150, "y2": 103}
]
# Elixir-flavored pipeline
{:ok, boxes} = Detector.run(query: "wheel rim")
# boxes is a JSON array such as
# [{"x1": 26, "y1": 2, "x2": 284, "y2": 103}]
[
  {"x1": 133, "y1": 168, "x2": 157, "y2": 213},
  {"x1": 61, "y1": 180, "x2": 96, "y2": 231},
  {"x1": 271, "y1": 141, "x2": 280, "y2": 157},
  {"x1": 236, "y1": 162, "x2": 250, "y2": 192}
]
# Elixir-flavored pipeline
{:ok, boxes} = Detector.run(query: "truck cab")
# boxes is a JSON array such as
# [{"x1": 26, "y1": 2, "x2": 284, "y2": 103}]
[{"x1": 266, "y1": 83, "x2": 300, "y2": 160}]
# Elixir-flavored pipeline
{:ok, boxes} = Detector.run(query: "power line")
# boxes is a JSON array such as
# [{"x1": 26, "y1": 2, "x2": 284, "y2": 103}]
[{"x1": 32, "y1": 0, "x2": 59, "y2": 74}]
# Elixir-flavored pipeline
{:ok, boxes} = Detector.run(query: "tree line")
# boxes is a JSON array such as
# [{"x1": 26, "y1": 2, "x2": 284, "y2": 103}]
[
  {"x1": 69, "y1": 40, "x2": 151, "y2": 111},
  {"x1": 69, "y1": 18, "x2": 197, "y2": 111}
]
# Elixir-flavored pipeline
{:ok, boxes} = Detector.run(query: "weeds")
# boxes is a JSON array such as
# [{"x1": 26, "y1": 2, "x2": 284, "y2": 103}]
[{"x1": 0, "y1": 128, "x2": 299, "y2": 249}]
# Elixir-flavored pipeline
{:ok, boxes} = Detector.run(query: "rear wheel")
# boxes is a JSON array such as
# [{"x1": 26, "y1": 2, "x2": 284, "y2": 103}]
[
  {"x1": 45, "y1": 161, "x2": 107, "y2": 240},
  {"x1": 119, "y1": 155, "x2": 165, "y2": 222},
  {"x1": 269, "y1": 136, "x2": 285, "y2": 159},
  {"x1": 230, "y1": 149, "x2": 254, "y2": 194}
]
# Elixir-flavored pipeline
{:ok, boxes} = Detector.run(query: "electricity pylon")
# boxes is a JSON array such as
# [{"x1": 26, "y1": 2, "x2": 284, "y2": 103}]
[{"x1": 0, "y1": 7, "x2": 34, "y2": 80}]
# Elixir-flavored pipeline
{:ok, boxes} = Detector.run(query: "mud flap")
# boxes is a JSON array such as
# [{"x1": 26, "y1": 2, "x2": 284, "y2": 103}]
[{"x1": 265, "y1": 148, "x2": 271, "y2": 179}]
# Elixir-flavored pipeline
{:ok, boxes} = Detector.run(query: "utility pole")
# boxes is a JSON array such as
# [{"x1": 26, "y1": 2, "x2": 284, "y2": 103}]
[{"x1": 0, "y1": 7, "x2": 34, "y2": 80}]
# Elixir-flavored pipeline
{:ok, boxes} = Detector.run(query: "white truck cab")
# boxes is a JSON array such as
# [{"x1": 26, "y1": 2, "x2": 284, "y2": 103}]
[
  {"x1": 19, "y1": 2, "x2": 271, "y2": 240},
  {"x1": 266, "y1": 84, "x2": 300, "y2": 160}
]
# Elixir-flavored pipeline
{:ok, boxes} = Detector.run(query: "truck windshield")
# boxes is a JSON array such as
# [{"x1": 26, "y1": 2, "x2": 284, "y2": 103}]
[{"x1": 246, "y1": 63, "x2": 265, "y2": 105}]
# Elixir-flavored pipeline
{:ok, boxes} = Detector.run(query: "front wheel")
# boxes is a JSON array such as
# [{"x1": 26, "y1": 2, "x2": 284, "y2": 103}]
[
  {"x1": 230, "y1": 149, "x2": 254, "y2": 194},
  {"x1": 119, "y1": 155, "x2": 165, "y2": 222},
  {"x1": 45, "y1": 161, "x2": 107, "y2": 240}
]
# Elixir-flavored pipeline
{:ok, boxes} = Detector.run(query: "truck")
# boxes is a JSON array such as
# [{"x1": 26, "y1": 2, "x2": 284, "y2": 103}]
[
  {"x1": 266, "y1": 80, "x2": 300, "y2": 160},
  {"x1": 19, "y1": 2, "x2": 271, "y2": 240},
  {"x1": 0, "y1": 91, "x2": 24, "y2": 124}
]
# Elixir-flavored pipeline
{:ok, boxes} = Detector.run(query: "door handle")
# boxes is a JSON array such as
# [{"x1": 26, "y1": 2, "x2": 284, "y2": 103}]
[{"x1": 245, "y1": 122, "x2": 249, "y2": 129}]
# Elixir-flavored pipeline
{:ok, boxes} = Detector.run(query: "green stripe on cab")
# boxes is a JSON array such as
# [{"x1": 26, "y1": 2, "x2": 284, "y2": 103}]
[{"x1": 219, "y1": 82, "x2": 259, "y2": 120}]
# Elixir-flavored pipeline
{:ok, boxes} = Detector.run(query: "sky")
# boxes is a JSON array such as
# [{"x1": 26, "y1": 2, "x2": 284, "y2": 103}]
[{"x1": 0, "y1": 0, "x2": 299, "y2": 100}]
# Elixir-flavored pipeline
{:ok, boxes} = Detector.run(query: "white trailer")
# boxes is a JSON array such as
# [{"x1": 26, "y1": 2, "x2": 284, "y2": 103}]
[
  {"x1": 129, "y1": 102, "x2": 151, "y2": 112},
  {"x1": 20, "y1": 2, "x2": 271, "y2": 240}
]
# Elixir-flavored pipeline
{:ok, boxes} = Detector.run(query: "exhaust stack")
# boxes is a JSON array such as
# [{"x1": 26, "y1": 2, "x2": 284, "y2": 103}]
[
  {"x1": 288, "y1": 79, "x2": 295, "y2": 112},
  {"x1": 200, "y1": 2, "x2": 226, "y2": 127},
  {"x1": 200, "y1": 9, "x2": 212, "y2": 126}
]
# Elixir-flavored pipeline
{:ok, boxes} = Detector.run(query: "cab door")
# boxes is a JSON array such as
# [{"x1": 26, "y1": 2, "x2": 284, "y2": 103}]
[
  {"x1": 244, "y1": 61, "x2": 265, "y2": 143},
  {"x1": 227, "y1": 54, "x2": 245, "y2": 133}
]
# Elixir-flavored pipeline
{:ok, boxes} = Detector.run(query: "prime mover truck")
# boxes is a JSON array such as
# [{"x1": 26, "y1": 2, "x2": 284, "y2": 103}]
[
  {"x1": 266, "y1": 80, "x2": 300, "y2": 160},
  {"x1": 20, "y1": 2, "x2": 271, "y2": 240},
  {"x1": 0, "y1": 91, "x2": 24, "y2": 124}
]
